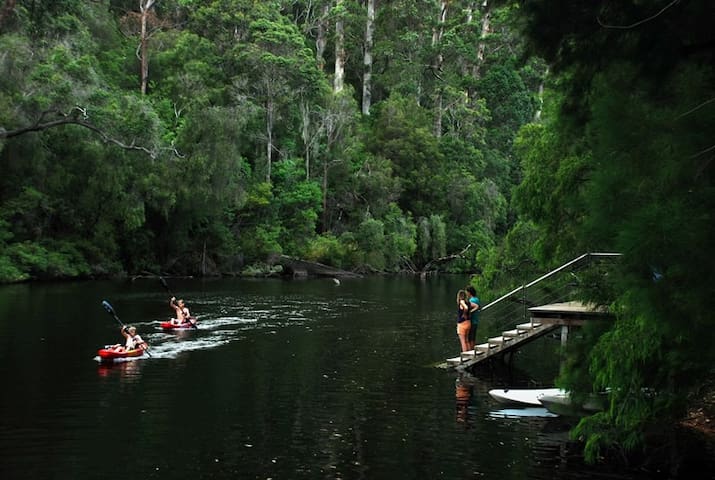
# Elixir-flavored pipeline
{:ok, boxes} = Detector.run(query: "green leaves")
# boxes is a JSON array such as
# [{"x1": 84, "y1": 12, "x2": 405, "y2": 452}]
[
  {"x1": 0, "y1": 0, "x2": 551, "y2": 279},
  {"x1": 504, "y1": 0, "x2": 715, "y2": 462},
  {"x1": 151, "y1": 31, "x2": 226, "y2": 110}
]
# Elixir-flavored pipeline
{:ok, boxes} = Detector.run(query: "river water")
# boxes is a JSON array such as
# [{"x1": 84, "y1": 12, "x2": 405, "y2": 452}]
[{"x1": 0, "y1": 276, "x2": 710, "y2": 479}]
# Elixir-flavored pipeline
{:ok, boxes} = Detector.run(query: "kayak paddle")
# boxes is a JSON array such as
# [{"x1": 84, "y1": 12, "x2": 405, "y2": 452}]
[
  {"x1": 102, "y1": 300, "x2": 125, "y2": 328},
  {"x1": 159, "y1": 276, "x2": 174, "y2": 297}
]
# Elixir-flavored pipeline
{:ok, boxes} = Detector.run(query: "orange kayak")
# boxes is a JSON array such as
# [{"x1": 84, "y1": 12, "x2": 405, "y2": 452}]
[
  {"x1": 160, "y1": 321, "x2": 196, "y2": 330},
  {"x1": 98, "y1": 347, "x2": 146, "y2": 360}
]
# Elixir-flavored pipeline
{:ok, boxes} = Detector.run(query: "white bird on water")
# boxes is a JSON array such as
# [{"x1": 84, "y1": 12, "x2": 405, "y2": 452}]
[{"x1": 333, "y1": 278, "x2": 341, "y2": 286}]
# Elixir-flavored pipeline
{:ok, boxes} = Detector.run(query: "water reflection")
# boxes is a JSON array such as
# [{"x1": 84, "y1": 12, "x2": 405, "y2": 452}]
[
  {"x1": 0, "y1": 277, "x2": 711, "y2": 480},
  {"x1": 455, "y1": 377, "x2": 472, "y2": 424},
  {"x1": 96, "y1": 358, "x2": 144, "y2": 382},
  {"x1": 488, "y1": 407, "x2": 557, "y2": 419}
]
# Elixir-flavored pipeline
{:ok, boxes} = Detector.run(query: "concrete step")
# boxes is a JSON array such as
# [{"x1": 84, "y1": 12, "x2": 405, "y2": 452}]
[
  {"x1": 445, "y1": 320, "x2": 560, "y2": 370},
  {"x1": 516, "y1": 322, "x2": 541, "y2": 331},
  {"x1": 460, "y1": 350, "x2": 475, "y2": 360},
  {"x1": 446, "y1": 356, "x2": 462, "y2": 365},
  {"x1": 487, "y1": 335, "x2": 512, "y2": 345},
  {"x1": 476, "y1": 342, "x2": 497, "y2": 353},
  {"x1": 460, "y1": 349, "x2": 484, "y2": 361}
]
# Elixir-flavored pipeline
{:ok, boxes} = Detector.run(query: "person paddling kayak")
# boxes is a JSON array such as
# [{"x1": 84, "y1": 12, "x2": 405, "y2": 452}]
[
  {"x1": 111, "y1": 326, "x2": 148, "y2": 353},
  {"x1": 169, "y1": 297, "x2": 196, "y2": 327}
]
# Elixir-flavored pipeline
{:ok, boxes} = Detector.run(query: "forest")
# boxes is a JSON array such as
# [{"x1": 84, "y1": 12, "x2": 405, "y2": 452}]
[
  {"x1": 1, "y1": 0, "x2": 541, "y2": 280},
  {"x1": 1, "y1": 0, "x2": 714, "y2": 469}
]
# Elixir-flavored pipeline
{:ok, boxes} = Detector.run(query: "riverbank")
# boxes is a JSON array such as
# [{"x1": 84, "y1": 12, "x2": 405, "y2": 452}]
[{"x1": 681, "y1": 381, "x2": 715, "y2": 437}]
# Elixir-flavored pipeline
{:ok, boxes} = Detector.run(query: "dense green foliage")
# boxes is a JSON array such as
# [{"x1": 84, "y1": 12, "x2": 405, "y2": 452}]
[
  {"x1": 1, "y1": 0, "x2": 713, "y2": 468},
  {"x1": 501, "y1": 0, "x2": 715, "y2": 465},
  {"x1": 0, "y1": 0, "x2": 536, "y2": 279}
]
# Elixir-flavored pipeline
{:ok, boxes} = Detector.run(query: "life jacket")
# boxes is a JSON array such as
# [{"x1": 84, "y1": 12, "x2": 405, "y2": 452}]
[{"x1": 127, "y1": 334, "x2": 144, "y2": 350}]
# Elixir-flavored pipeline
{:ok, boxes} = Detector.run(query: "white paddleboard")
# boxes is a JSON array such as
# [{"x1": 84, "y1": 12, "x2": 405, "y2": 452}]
[
  {"x1": 488, "y1": 407, "x2": 559, "y2": 418},
  {"x1": 488, "y1": 387, "x2": 564, "y2": 406}
]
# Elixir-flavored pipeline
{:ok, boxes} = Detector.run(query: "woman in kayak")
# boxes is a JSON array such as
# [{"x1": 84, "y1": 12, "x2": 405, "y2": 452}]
[
  {"x1": 169, "y1": 297, "x2": 195, "y2": 326},
  {"x1": 112, "y1": 326, "x2": 148, "y2": 353}
]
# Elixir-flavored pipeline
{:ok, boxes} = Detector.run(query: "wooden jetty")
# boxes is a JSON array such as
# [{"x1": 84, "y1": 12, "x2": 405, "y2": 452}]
[
  {"x1": 528, "y1": 301, "x2": 612, "y2": 346},
  {"x1": 445, "y1": 301, "x2": 612, "y2": 370}
]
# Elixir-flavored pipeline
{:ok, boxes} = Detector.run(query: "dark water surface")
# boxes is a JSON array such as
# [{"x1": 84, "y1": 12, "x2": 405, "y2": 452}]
[{"x1": 0, "y1": 277, "x2": 710, "y2": 479}]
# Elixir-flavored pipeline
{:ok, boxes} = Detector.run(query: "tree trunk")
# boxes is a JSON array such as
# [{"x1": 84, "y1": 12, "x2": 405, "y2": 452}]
[
  {"x1": 316, "y1": 3, "x2": 330, "y2": 71},
  {"x1": 139, "y1": 0, "x2": 156, "y2": 95},
  {"x1": 463, "y1": 1, "x2": 475, "y2": 78},
  {"x1": 362, "y1": 0, "x2": 375, "y2": 115},
  {"x1": 334, "y1": 0, "x2": 345, "y2": 93},
  {"x1": 301, "y1": 98, "x2": 311, "y2": 179},
  {"x1": 534, "y1": 66, "x2": 548, "y2": 122},
  {"x1": 322, "y1": 159, "x2": 329, "y2": 232},
  {"x1": 432, "y1": 0, "x2": 448, "y2": 137},
  {"x1": 266, "y1": 98, "x2": 275, "y2": 183},
  {"x1": 472, "y1": 0, "x2": 490, "y2": 82}
]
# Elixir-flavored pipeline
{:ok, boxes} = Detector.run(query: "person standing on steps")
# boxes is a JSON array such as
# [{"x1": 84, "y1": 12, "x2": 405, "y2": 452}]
[
  {"x1": 466, "y1": 285, "x2": 481, "y2": 351},
  {"x1": 456, "y1": 289, "x2": 471, "y2": 353}
]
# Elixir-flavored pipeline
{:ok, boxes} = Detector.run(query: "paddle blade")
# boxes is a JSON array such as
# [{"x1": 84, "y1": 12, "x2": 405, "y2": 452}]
[
  {"x1": 101, "y1": 300, "x2": 115, "y2": 315},
  {"x1": 159, "y1": 276, "x2": 174, "y2": 296},
  {"x1": 101, "y1": 300, "x2": 124, "y2": 328}
]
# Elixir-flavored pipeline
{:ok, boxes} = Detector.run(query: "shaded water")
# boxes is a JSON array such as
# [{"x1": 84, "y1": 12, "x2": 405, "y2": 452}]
[{"x1": 0, "y1": 276, "x2": 709, "y2": 479}]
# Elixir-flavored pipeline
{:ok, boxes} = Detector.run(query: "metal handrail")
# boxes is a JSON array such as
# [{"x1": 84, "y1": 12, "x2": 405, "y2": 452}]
[{"x1": 480, "y1": 252, "x2": 621, "y2": 330}]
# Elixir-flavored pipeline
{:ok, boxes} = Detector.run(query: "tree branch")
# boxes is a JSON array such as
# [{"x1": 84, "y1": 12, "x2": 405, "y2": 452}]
[
  {"x1": 597, "y1": 0, "x2": 679, "y2": 30},
  {"x1": 678, "y1": 97, "x2": 715, "y2": 119},
  {"x1": 0, "y1": 107, "x2": 183, "y2": 158},
  {"x1": 421, "y1": 244, "x2": 472, "y2": 273}
]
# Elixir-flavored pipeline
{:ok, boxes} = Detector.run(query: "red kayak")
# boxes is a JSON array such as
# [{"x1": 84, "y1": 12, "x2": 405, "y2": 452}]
[
  {"x1": 160, "y1": 321, "x2": 196, "y2": 330},
  {"x1": 98, "y1": 347, "x2": 146, "y2": 360}
]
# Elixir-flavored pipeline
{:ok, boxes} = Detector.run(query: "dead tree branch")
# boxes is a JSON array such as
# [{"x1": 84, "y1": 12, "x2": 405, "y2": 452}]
[
  {"x1": 0, "y1": 107, "x2": 182, "y2": 158},
  {"x1": 421, "y1": 244, "x2": 472, "y2": 273}
]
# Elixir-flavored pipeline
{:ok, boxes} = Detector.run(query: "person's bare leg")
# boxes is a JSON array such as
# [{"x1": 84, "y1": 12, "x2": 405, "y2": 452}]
[{"x1": 459, "y1": 333, "x2": 469, "y2": 353}]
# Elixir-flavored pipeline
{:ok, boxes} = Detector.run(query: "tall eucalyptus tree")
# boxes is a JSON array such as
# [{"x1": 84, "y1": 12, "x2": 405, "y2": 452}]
[
  {"x1": 431, "y1": 0, "x2": 448, "y2": 137},
  {"x1": 235, "y1": 11, "x2": 324, "y2": 182},
  {"x1": 361, "y1": 0, "x2": 375, "y2": 115},
  {"x1": 333, "y1": 0, "x2": 346, "y2": 92},
  {"x1": 139, "y1": 0, "x2": 158, "y2": 94}
]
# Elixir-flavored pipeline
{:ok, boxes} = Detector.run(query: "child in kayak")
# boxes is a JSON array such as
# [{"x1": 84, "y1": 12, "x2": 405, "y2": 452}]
[
  {"x1": 169, "y1": 297, "x2": 196, "y2": 326},
  {"x1": 111, "y1": 326, "x2": 148, "y2": 353}
]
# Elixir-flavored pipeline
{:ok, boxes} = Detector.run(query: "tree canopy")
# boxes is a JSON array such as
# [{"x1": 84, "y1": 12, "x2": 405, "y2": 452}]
[
  {"x1": 505, "y1": 0, "x2": 715, "y2": 464},
  {"x1": 1, "y1": 0, "x2": 713, "y2": 468},
  {"x1": 0, "y1": 0, "x2": 534, "y2": 279}
]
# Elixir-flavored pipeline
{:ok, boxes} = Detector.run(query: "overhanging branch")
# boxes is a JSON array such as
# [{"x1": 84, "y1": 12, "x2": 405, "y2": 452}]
[
  {"x1": 421, "y1": 243, "x2": 472, "y2": 273},
  {"x1": 0, "y1": 107, "x2": 183, "y2": 158}
]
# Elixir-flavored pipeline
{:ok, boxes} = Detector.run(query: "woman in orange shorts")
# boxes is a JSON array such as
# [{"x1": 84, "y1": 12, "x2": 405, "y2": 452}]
[{"x1": 456, "y1": 289, "x2": 471, "y2": 353}]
